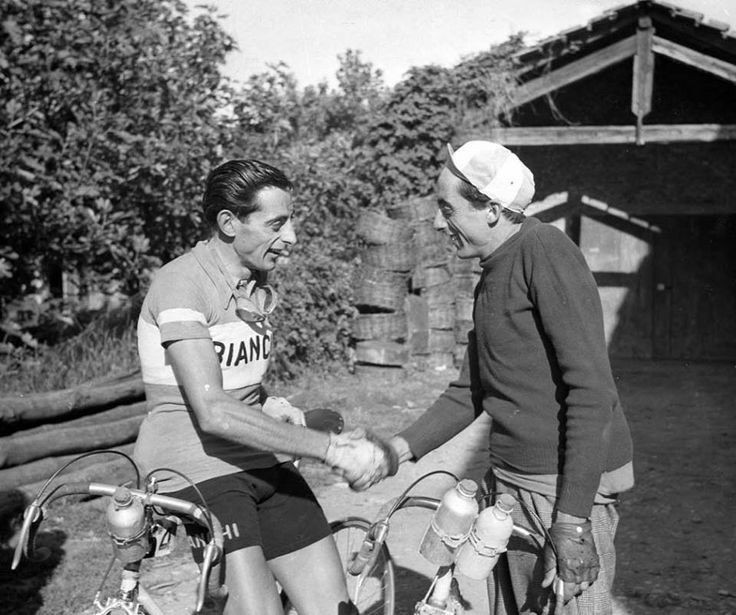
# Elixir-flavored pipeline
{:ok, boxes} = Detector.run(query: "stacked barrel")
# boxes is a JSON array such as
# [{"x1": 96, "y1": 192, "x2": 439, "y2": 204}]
[
  {"x1": 449, "y1": 254, "x2": 482, "y2": 366},
  {"x1": 352, "y1": 210, "x2": 414, "y2": 370},
  {"x1": 352, "y1": 197, "x2": 461, "y2": 371},
  {"x1": 402, "y1": 197, "x2": 456, "y2": 369}
]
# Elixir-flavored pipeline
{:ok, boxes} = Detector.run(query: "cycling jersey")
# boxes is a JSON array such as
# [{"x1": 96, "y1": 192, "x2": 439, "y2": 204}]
[{"x1": 134, "y1": 240, "x2": 279, "y2": 491}]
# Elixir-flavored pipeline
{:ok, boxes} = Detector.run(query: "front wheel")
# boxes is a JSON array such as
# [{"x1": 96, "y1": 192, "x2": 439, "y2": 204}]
[
  {"x1": 330, "y1": 517, "x2": 395, "y2": 615},
  {"x1": 282, "y1": 517, "x2": 395, "y2": 615}
]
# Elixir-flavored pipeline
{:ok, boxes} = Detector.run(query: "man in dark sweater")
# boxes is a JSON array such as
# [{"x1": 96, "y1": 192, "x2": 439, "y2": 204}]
[{"x1": 386, "y1": 141, "x2": 634, "y2": 614}]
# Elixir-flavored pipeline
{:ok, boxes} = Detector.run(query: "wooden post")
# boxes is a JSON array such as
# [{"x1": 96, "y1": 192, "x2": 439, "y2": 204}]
[{"x1": 632, "y1": 17, "x2": 655, "y2": 146}]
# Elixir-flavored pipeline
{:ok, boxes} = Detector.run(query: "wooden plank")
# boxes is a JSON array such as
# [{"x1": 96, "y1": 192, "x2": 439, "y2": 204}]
[
  {"x1": 355, "y1": 340, "x2": 409, "y2": 366},
  {"x1": 514, "y1": 35, "x2": 637, "y2": 106},
  {"x1": 632, "y1": 17, "x2": 655, "y2": 144},
  {"x1": 582, "y1": 196, "x2": 662, "y2": 234},
  {"x1": 652, "y1": 35, "x2": 736, "y2": 84},
  {"x1": 484, "y1": 124, "x2": 736, "y2": 145}
]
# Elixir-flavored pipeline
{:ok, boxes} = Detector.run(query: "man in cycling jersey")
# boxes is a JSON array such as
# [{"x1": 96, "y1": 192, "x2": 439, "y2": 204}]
[
  {"x1": 368, "y1": 141, "x2": 634, "y2": 614},
  {"x1": 134, "y1": 159, "x2": 395, "y2": 615}
]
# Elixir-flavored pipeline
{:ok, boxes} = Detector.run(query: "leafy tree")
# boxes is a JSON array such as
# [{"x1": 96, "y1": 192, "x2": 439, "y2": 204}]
[{"x1": 0, "y1": 0, "x2": 234, "y2": 317}]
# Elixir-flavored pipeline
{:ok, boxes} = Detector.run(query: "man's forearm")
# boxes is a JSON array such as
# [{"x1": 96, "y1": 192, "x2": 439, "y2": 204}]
[{"x1": 200, "y1": 396, "x2": 331, "y2": 460}]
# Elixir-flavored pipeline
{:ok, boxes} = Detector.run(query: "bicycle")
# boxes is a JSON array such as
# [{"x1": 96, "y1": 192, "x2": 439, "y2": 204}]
[
  {"x1": 11, "y1": 448, "x2": 227, "y2": 615},
  {"x1": 9, "y1": 407, "x2": 355, "y2": 615},
  {"x1": 333, "y1": 470, "x2": 563, "y2": 615}
]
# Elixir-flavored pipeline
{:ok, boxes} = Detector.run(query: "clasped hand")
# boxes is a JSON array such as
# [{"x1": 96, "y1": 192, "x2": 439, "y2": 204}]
[
  {"x1": 262, "y1": 396, "x2": 306, "y2": 426},
  {"x1": 324, "y1": 428, "x2": 399, "y2": 491},
  {"x1": 542, "y1": 520, "x2": 600, "y2": 604}
]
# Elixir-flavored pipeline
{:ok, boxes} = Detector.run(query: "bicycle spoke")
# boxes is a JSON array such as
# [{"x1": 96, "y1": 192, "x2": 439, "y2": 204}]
[{"x1": 330, "y1": 519, "x2": 395, "y2": 615}]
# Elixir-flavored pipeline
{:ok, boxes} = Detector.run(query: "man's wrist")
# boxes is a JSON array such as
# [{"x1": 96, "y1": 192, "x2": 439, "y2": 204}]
[
  {"x1": 389, "y1": 436, "x2": 413, "y2": 464},
  {"x1": 554, "y1": 511, "x2": 589, "y2": 525}
]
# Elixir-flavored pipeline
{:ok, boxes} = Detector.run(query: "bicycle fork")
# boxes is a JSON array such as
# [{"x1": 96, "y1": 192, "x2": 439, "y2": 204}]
[
  {"x1": 414, "y1": 566, "x2": 456, "y2": 615},
  {"x1": 93, "y1": 561, "x2": 165, "y2": 615}
]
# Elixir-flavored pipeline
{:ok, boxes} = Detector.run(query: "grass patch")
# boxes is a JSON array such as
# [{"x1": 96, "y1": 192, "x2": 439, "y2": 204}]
[{"x1": 0, "y1": 317, "x2": 139, "y2": 395}]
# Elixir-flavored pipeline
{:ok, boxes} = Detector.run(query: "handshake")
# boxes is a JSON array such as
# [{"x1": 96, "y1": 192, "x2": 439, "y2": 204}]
[{"x1": 324, "y1": 428, "x2": 400, "y2": 491}]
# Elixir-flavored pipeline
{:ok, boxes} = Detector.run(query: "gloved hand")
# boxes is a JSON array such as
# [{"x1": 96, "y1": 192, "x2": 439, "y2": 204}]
[
  {"x1": 541, "y1": 520, "x2": 600, "y2": 604},
  {"x1": 262, "y1": 396, "x2": 306, "y2": 427},
  {"x1": 324, "y1": 428, "x2": 399, "y2": 491}
]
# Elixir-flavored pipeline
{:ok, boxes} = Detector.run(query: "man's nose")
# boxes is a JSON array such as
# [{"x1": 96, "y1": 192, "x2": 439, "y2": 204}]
[
  {"x1": 433, "y1": 209, "x2": 447, "y2": 231},
  {"x1": 282, "y1": 220, "x2": 297, "y2": 245}
]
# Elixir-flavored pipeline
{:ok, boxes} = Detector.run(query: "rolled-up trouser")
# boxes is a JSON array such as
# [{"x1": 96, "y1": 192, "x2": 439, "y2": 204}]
[{"x1": 484, "y1": 471, "x2": 620, "y2": 615}]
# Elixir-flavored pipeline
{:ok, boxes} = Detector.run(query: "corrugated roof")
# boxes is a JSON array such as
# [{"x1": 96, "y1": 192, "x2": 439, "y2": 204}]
[{"x1": 515, "y1": 0, "x2": 736, "y2": 77}]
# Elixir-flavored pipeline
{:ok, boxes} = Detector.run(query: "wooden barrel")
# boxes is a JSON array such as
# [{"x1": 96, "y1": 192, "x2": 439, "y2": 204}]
[
  {"x1": 428, "y1": 352, "x2": 454, "y2": 369},
  {"x1": 428, "y1": 304, "x2": 455, "y2": 330},
  {"x1": 454, "y1": 343, "x2": 468, "y2": 367},
  {"x1": 412, "y1": 265, "x2": 451, "y2": 290},
  {"x1": 352, "y1": 312, "x2": 408, "y2": 341},
  {"x1": 353, "y1": 267, "x2": 408, "y2": 311},
  {"x1": 417, "y1": 241, "x2": 451, "y2": 267},
  {"x1": 449, "y1": 254, "x2": 482, "y2": 274},
  {"x1": 356, "y1": 210, "x2": 412, "y2": 245},
  {"x1": 424, "y1": 284, "x2": 455, "y2": 308},
  {"x1": 454, "y1": 295, "x2": 475, "y2": 321},
  {"x1": 414, "y1": 352, "x2": 454, "y2": 370},
  {"x1": 427, "y1": 329, "x2": 456, "y2": 353},
  {"x1": 454, "y1": 273, "x2": 480, "y2": 296},
  {"x1": 355, "y1": 340, "x2": 409, "y2": 366},
  {"x1": 413, "y1": 220, "x2": 448, "y2": 247},
  {"x1": 363, "y1": 242, "x2": 416, "y2": 272},
  {"x1": 454, "y1": 319, "x2": 473, "y2": 343}
]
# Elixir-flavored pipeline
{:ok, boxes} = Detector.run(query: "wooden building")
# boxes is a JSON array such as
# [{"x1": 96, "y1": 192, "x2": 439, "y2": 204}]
[{"x1": 463, "y1": 0, "x2": 736, "y2": 361}]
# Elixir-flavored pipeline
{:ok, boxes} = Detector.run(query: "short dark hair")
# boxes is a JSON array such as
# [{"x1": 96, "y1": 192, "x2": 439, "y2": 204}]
[
  {"x1": 202, "y1": 159, "x2": 293, "y2": 227},
  {"x1": 457, "y1": 179, "x2": 525, "y2": 223}
]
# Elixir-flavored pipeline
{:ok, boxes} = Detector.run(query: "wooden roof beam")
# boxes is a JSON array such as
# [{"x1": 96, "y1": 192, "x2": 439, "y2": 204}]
[
  {"x1": 514, "y1": 35, "x2": 637, "y2": 106},
  {"x1": 651, "y1": 35, "x2": 736, "y2": 83},
  {"x1": 483, "y1": 124, "x2": 736, "y2": 145},
  {"x1": 632, "y1": 17, "x2": 655, "y2": 145}
]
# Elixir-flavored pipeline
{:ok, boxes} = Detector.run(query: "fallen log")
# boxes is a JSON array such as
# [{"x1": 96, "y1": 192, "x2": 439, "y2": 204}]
[
  {"x1": 0, "y1": 443, "x2": 136, "y2": 491},
  {"x1": 16, "y1": 401, "x2": 147, "y2": 438},
  {"x1": 0, "y1": 371, "x2": 144, "y2": 427},
  {"x1": 0, "y1": 415, "x2": 144, "y2": 469}
]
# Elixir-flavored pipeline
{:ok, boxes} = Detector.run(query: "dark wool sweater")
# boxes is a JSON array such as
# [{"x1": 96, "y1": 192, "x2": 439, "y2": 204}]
[{"x1": 400, "y1": 217, "x2": 633, "y2": 517}]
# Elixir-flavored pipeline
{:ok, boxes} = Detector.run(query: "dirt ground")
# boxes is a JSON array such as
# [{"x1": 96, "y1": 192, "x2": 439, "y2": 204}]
[{"x1": 3, "y1": 359, "x2": 735, "y2": 614}]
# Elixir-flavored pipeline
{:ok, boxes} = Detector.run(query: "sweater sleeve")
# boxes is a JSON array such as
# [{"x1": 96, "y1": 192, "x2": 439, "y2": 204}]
[
  {"x1": 398, "y1": 331, "x2": 482, "y2": 459},
  {"x1": 528, "y1": 229, "x2": 618, "y2": 517}
]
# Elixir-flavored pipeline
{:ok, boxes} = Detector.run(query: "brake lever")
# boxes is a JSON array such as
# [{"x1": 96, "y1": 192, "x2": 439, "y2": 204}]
[
  {"x1": 11, "y1": 502, "x2": 43, "y2": 570},
  {"x1": 195, "y1": 541, "x2": 227, "y2": 612}
]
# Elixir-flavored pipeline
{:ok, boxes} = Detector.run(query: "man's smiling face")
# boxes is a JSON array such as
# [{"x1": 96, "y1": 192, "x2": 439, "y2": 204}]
[
  {"x1": 434, "y1": 168, "x2": 494, "y2": 260},
  {"x1": 231, "y1": 186, "x2": 297, "y2": 272}
]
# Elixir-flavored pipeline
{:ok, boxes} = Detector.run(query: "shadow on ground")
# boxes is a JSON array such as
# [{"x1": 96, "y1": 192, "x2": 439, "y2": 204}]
[{"x1": 0, "y1": 529, "x2": 67, "y2": 615}]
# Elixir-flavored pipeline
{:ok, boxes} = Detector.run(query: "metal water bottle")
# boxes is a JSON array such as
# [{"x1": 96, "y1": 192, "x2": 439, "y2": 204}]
[
  {"x1": 106, "y1": 486, "x2": 149, "y2": 563},
  {"x1": 455, "y1": 493, "x2": 515, "y2": 580},
  {"x1": 419, "y1": 479, "x2": 479, "y2": 566}
]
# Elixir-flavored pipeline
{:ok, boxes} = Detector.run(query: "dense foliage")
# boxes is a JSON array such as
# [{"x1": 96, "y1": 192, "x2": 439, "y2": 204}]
[{"x1": 0, "y1": 0, "x2": 524, "y2": 385}]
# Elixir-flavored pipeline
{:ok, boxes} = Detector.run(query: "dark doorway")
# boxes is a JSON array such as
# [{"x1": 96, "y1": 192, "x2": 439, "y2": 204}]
[{"x1": 652, "y1": 215, "x2": 736, "y2": 360}]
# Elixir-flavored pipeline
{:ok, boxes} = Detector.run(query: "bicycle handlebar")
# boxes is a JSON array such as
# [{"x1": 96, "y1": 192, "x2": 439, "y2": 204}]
[
  {"x1": 348, "y1": 492, "x2": 536, "y2": 579},
  {"x1": 11, "y1": 481, "x2": 227, "y2": 613}
]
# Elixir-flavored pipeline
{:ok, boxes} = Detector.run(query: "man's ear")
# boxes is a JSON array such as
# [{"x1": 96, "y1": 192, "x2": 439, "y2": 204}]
[
  {"x1": 216, "y1": 209, "x2": 238, "y2": 238},
  {"x1": 485, "y1": 202, "x2": 502, "y2": 226}
]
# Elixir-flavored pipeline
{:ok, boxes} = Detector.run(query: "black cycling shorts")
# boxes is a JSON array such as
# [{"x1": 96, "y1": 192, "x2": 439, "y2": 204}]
[{"x1": 166, "y1": 462, "x2": 332, "y2": 562}]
